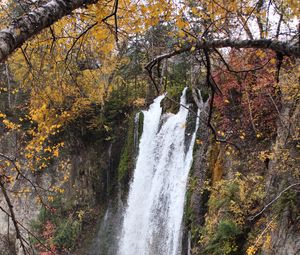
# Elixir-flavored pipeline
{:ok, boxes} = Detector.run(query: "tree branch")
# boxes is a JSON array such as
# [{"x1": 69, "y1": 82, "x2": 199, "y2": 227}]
[
  {"x1": 248, "y1": 182, "x2": 300, "y2": 221},
  {"x1": 0, "y1": 153, "x2": 53, "y2": 209},
  {"x1": 214, "y1": 48, "x2": 271, "y2": 73},
  {"x1": 0, "y1": 205, "x2": 55, "y2": 254},
  {"x1": 203, "y1": 49, "x2": 240, "y2": 150},
  {"x1": 0, "y1": 0, "x2": 98, "y2": 62},
  {"x1": 146, "y1": 39, "x2": 300, "y2": 72},
  {"x1": 65, "y1": 22, "x2": 98, "y2": 62},
  {"x1": 0, "y1": 180, "x2": 27, "y2": 254},
  {"x1": 102, "y1": 0, "x2": 119, "y2": 42}
]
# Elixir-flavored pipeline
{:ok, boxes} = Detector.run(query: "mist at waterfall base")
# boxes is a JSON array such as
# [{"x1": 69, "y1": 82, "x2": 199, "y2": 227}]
[{"x1": 90, "y1": 88, "x2": 203, "y2": 255}]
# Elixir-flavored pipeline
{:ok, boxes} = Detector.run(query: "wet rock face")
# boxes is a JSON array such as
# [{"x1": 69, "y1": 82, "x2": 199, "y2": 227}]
[
  {"x1": 270, "y1": 211, "x2": 300, "y2": 255},
  {"x1": 0, "y1": 110, "x2": 127, "y2": 254},
  {"x1": 182, "y1": 103, "x2": 211, "y2": 255},
  {"x1": 267, "y1": 95, "x2": 300, "y2": 255},
  {"x1": 185, "y1": 74, "x2": 300, "y2": 255},
  {"x1": 66, "y1": 135, "x2": 124, "y2": 208}
]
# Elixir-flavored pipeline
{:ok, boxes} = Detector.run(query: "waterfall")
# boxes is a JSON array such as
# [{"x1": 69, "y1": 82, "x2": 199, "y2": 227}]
[
  {"x1": 133, "y1": 112, "x2": 141, "y2": 156},
  {"x1": 118, "y1": 88, "x2": 201, "y2": 255}
]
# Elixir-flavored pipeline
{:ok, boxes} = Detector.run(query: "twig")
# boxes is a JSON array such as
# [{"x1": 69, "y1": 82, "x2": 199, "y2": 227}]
[
  {"x1": 248, "y1": 182, "x2": 300, "y2": 221},
  {"x1": 275, "y1": 51, "x2": 283, "y2": 83},
  {"x1": 0, "y1": 153, "x2": 49, "y2": 191},
  {"x1": 165, "y1": 95, "x2": 198, "y2": 116},
  {"x1": 214, "y1": 48, "x2": 271, "y2": 73},
  {"x1": 0, "y1": 205, "x2": 55, "y2": 254},
  {"x1": 21, "y1": 47, "x2": 32, "y2": 69},
  {"x1": 276, "y1": 14, "x2": 283, "y2": 39},
  {"x1": 145, "y1": 66, "x2": 160, "y2": 95},
  {"x1": 252, "y1": 214, "x2": 278, "y2": 250},
  {"x1": 204, "y1": 49, "x2": 241, "y2": 151},
  {"x1": 0, "y1": 180, "x2": 27, "y2": 254},
  {"x1": 102, "y1": 0, "x2": 119, "y2": 42},
  {"x1": 0, "y1": 153, "x2": 52, "y2": 207},
  {"x1": 65, "y1": 22, "x2": 98, "y2": 62},
  {"x1": 49, "y1": 26, "x2": 56, "y2": 53}
]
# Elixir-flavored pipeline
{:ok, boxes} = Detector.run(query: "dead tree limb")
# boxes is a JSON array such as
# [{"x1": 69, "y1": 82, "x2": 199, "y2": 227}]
[
  {"x1": 146, "y1": 39, "x2": 300, "y2": 72},
  {"x1": 248, "y1": 182, "x2": 300, "y2": 221},
  {"x1": 214, "y1": 48, "x2": 271, "y2": 73}
]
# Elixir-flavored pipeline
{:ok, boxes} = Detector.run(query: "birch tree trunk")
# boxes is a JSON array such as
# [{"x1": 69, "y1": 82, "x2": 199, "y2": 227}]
[{"x1": 0, "y1": 0, "x2": 97, "y2": 62}]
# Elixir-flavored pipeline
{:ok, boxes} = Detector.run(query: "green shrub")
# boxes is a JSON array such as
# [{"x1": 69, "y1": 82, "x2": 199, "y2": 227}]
[
  {"x1": 118, "y1": 114, "x2": 135, "y2": 182},
  {"x1": 53, "y1": 219, "x2": 80, "y2": 249},
  {"x1": 199, "y1": 173, "x2": 265, "y2": 255},
  {"x1": 205, "y1": 220, "x2": 242, "y2": 255},
  {"x1": 30, "y1": 196, "x2": 83, "y2": 251}
]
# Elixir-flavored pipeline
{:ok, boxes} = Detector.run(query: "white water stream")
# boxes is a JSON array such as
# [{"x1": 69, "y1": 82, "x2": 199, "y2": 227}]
[{"x1": 118, "y1": 88, "x2": 202, "y2": 255}]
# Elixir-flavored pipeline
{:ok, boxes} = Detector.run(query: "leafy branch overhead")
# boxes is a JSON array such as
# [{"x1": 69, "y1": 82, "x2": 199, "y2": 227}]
[
  {"x1": 0, "y1": 0, "x2": 299, "y2": 254},
  {"x1": 0, "y1": 0, "x2": 97, "y2": 62},
  {"x1": 0, "y1": 0, "x2": 299, "y2": 63}
]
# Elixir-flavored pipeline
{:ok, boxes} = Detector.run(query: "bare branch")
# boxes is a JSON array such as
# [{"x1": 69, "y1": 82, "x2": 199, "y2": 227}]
[
  {"x1": 203, "y1": 49, "x2": 240, "y2": 150},
  {"x1": 214, "y1": 48, "x2": 271, "y2": 73},
  {"x1": 0, "y1": 180, "x2": 27, "y2": 254},
  {"x1": 65, "y1": 22, "x2": 98, "y2": 62},
  {"x1": 102, "y1": 0, "x2": 119, "y2": 42},
  {"x1": 237, "y1": 15, "x2": 254, "y2": 40},
  {"x1": 248, "y1": 182, "x2": 300, "y2": 221},
  {"x1": 276, "y1": 14, "x2": 283, "y2": 39},
  {"x1": 0, "y1": 153, "x2": 54, "y2": 210},
  {"x1": 255, "y1": 0, "x2": 265, "y2": 38},
  {"x1": 146, "y1": 39, "x2": 300, "y2": 72},
  {"x1": 0, "y1": 205, "x2": 55, "y2": 254}
]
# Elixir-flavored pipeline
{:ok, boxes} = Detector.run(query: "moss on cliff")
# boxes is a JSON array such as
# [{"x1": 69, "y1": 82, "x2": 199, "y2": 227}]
[
  {"x1": 118, "y1": 111, "x2": 144, "y2": 186},
  {"x1": 118, "y1": 114, "x2": 135, "y2": 184}
]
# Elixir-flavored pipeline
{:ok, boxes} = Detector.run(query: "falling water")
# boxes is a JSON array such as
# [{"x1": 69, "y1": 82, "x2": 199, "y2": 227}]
[
  {"x1": 133, "y1": 112, "x2": 141, "y2": 156},
  {"x1": 118, "y1": 88, "x2": 202, "y2": 255}
]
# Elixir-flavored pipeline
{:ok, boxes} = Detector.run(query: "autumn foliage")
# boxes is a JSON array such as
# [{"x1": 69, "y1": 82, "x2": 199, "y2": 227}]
[
  {"x1": 213, "y1": 49, "x2": 280, "y2": 142},
  {"x1": 0, "y1": 0, "x2": 299, "y2": 254}
]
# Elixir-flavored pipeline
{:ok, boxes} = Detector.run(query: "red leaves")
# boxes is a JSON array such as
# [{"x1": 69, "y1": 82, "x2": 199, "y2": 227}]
[
  {"x1": 37, "y1": 220, "x2": 58, "y2": 255},
  {"x1": 42, "y1": 221, "x2": 55, "y2": 240},
  {"x1": 213, "y1": 49, "x2": 279, "y2": 141}
]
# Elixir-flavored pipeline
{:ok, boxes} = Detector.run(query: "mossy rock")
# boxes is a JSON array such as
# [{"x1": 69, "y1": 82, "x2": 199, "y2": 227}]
[{"x1": 118, "y1": 111, "x2": 143, "y2": 184}]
